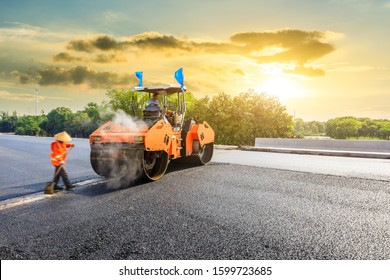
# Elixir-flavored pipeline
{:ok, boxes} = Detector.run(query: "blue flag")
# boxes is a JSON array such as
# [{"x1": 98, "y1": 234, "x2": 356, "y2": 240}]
[
  {"x1": 135, "y1": 71, "x2": 143, "y2": 87},
  {"x1": 174, "y1": 68, "x2": 184, "y2": 89}
]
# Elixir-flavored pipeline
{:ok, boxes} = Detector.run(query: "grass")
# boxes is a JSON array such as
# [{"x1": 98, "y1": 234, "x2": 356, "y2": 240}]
[{"x1": 347, "y1": 137, "x2": 383, "y2": 140}]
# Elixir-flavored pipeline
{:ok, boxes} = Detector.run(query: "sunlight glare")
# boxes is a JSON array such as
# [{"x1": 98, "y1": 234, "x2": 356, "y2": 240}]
[{"x1": 255, "y1": 75, "x2": 305, "y2": 100}]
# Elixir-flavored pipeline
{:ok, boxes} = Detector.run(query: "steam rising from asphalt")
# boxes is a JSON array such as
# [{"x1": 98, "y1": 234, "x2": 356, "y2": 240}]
[
  {"x1": 101, "y1": 110, "x2": 147, "y2": 188},
  {"x1": 112, "y1": 110, "x2": 147, "y2": 130}
]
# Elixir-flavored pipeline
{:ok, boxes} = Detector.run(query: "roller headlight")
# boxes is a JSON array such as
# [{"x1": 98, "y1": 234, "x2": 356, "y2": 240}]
[{"x1": 134, "y1": 136, "x2": 144, "y2": 143}]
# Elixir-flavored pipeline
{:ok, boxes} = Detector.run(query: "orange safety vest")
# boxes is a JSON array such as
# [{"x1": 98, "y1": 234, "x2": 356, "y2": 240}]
[{"x1": 50, "y1": 141, "x2": 71, "y2": 166}]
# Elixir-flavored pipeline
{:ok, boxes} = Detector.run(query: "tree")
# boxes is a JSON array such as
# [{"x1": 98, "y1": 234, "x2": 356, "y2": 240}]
[
  {"x1": 0, "y1": 111, "x2": 18, "y2": 132},
  {"x1": 186, "y1": 95, "x2": 211, "y2": 123},
  {"x1": 294, "y1": 118, "x2": 305, "y2": 136},
  {"x1": 378, "y1": 121, "x2": 390, "y2": 140},
  {"x1": 46, "y1": 107, "x2": 74, "y2": 135},
  {"x1": 188, "y1": 91, "x2": 294, "y2": 146},
  {"x1": 15, "y1": 115, "x2": 46, "y2": 136},
  {"x1": 247, "y1": 92, "x2": 294, "y2": 140},
  {"x1": 358, "y1": 118, "x2": 378, "y2": 138},
  {"x1": 80, "y1": 102, "x2": 111, "y2": 135},
  {"x1": 294, "y1": 119, "x2": 326, "y2": 137},
  {"x1": 106, "y1": 89, "x2": 149, "y2": 117},
  {"x1": 67, "y1": 111, "x2": 91, "y2": 138},
  {"x1": 83, "y1": 102, "x2": 100, "y2": 122},
  {"x1": 326, "y1": 117, "x2": 362, "y2": 139}
]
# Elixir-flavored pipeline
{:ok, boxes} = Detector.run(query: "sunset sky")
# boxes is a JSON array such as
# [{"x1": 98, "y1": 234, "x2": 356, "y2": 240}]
[{"x1": 1, "y1": 0, "x2": 390, "y2": 121}]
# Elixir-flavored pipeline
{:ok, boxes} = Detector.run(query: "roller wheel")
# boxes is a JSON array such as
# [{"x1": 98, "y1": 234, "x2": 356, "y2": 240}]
[
  {"x1": 198, "y1": 142, "x2": 214, "y2": 164},
  {"x1": 90, "y1": 148, "x2": 143, "y2": 179},
  {"x1": 90, "y1": 149, "x2": 114, "y2": 177},
  {"x1": 143, "y1": 151, "x2": 169, "y2": 181},
  {"x1": 191, "y1": 141, "x2": 213, "y2": 165}
]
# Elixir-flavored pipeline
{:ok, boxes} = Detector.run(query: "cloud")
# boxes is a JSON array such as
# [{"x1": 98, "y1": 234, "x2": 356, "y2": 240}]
[
  {"x1": 230, "y1": 30, "x2": 335, "y2": 76},
  {"x1": 234, "y1": 30, "x2": 334, "y2": 75},
  {"x1": 230, "y1": 29, "x2": 324, "y2": 49},
  {"x1": 53, "y1": 52, "x2": 85, "y2": 63},
  {"x1": 93, "y1": 53, "x2": 127, "y2": 63},
  {"x1": 102, "y1": 11, "x2": 120, "y2": 23},
  {"x1": 93, "y1": 35, "x2": 120, "y2": 50},
  {"x1": 285, "y1": 66, "x2": 325, "y2": 77},
  {"x1": 67, "y1": 39, "x2": 95, "y2": 53},
  {"x1": 0, "y1": 90, "x2": 40, "y2": 101},
  {"x1": 63, "y1": 29, "x2": 335, "y2": 77},
  {"x1": 13, "y1": 65, "x2": 135, "y2": 88},
  {"x1": 67, "y1": 35, "x2": 130, "y2": 52},
  {"x1": 324, "y1": 63, "x2": 379, "y2": 73},
  {"x1": 66, "y1": 33, "x2": 189, "y2": 52},
  {"x1": 0, "y1": 22, "x2": 71, "y2": 42},
  {"x1": 0, "y1": 90, "x2": 71, "y2": 101},
  {"x1": 256, "y1": 41, "x2": 334, "y2": 64},
  {"x1": 4, "y1": 28, "x2": 338, "y2": 90},
  {"x1": 233, "y1": 68, "x2": 245, "y2": 75},
  {"x1": 53, "y1": 52, "x2": 127, "y2": 64}
]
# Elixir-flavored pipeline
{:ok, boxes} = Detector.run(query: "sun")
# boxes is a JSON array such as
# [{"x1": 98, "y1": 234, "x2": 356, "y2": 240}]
[{"x1": 255, "y1": 75, "x2": 305, "y2": 100}]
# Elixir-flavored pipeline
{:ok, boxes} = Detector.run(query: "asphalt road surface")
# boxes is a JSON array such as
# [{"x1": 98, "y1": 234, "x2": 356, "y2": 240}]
[
  {"x1": 0, "y1": 134, "x2": 97, "y2": 200},
  {"x1": 0, "y1": 135, "x2": 389, "y2": 259}
]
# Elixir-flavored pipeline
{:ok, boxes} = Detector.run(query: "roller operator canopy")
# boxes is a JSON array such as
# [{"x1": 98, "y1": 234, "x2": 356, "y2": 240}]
[{"x1": 133, "y1": 84, "x2": 186, "y2": 95}]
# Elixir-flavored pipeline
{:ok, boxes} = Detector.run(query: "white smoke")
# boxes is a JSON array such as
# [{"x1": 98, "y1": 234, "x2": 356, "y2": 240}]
[
  {"x1": 112, "y1": 110, "x2": 147, "y2": 130},
  {"x1": 97, "y1": 110, "x2": 148, "y2": 188}
]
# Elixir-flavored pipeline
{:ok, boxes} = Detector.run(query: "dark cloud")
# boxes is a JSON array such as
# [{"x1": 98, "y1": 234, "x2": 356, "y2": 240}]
[
  {"x1": 93, "y1": 35, "x2": 119, "y2": 50},
  {"x1": 39, "y1": 67, "x2": 68, "y2": 85},
  {"x1": 14, "y1": 65, "x2": 135, "y2": 88},
  {"x1": 12, "y1": 69, "x2": 40, "y2": 85},
  {"x1": 19, "y1": 74, "x2": 31, "y2": 84},
  {"x1": 127, "y1": 34, "x2": 238, "y2": 54},
  {"x1": 128, "y1": 34, "x2": 185, "y2": 49},
  {"x1": 53, "y1": 52, "x2": 127, "y2": 64},
  {"x1": 94, "y1": 53, "x2": 127, "y2": 63},
  {"x1": 66, "y1": 34, "x2": 190, "y2": 52},
  {"x1": 66, "y1": 34, "x2": 235, "y2": 54},
  {"x1": 67, "y1": 39, "x2": 94, "y2": 53},
  {"x1": 53, "y1": 52, "x2": 84, "y2": 63},
  {"x1": 66, "y1": 35, "x2": 131, "y2": 52}
]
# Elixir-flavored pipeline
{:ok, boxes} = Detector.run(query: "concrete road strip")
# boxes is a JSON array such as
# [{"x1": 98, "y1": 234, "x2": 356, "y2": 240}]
[{"x1": 0, "y1": 178, "x2": 108, "y2": 211}]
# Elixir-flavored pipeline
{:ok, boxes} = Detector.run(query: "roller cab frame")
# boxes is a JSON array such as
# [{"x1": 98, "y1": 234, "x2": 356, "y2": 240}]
[{"x1": 89, "y1": 84, "x2": 214, "y2": 181}]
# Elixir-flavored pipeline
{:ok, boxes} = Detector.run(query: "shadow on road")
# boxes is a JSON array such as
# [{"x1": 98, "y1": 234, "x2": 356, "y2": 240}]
[
  {"x1": 0, "y1": 157, "x2": 229, "y2": 202},
  {"x1": 74, "y1": 156, "x2": 217, "y2": 198},
  {"x1": 165, "y1": 156, "x2": 204, "y2": 174}
]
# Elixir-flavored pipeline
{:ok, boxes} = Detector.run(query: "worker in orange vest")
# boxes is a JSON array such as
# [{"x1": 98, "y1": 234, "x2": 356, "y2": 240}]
[{"x1": 50, "y1": 131, "x2": 75, "y2": 190}]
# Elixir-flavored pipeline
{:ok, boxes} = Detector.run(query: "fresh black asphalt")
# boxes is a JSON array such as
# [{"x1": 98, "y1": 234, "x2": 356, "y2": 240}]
[{"x1": 1, "y1": 160, "x2": 389, "y2": 260}]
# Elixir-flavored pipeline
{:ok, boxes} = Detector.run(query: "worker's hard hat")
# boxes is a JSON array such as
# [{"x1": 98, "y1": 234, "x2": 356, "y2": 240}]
[{"x1": 54, "y1": 131, "x2": 72, "y2": 142}]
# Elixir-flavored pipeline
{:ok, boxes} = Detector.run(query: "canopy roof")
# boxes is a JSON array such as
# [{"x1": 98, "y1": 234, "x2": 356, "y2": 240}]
[{"x1": 133, "y1": 84, "x2": 186, "y2": 95}]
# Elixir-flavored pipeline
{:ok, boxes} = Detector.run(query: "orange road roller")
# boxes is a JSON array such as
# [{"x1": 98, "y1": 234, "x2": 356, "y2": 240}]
[{"x1": 89, "y1": 82, "x2": 214, "y2": 181}]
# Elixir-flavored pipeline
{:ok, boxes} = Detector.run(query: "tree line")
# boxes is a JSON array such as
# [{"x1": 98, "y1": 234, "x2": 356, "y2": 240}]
[
  {"x1": 0, "y1": 89, "x2": 295, "y2": 145},
  {"x1": 0, "y1": 102, "x2": 109, "y2": 139},
  {"x1": 2, "y1": 89, "x2": 390, "y2": 144},
  {"x1": 294, "y1": 116, "x2": 390, "y2": 140},
  {"x1": 325, "y1": 116, "x2": 390, "y2": 140}
]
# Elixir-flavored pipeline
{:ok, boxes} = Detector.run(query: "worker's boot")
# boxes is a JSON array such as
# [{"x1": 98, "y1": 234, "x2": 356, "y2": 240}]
[
  {"x1": 54, "y1": 185, "x2": 64, "y2": 191},
  {"x1": 66, "y1": 185, "x2": 75, "y2": 191}
]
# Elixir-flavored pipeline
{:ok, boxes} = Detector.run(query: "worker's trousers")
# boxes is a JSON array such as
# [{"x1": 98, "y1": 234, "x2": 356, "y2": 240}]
[{"x1": 53, "y1": 165, "x2": 72, "y2": 188}]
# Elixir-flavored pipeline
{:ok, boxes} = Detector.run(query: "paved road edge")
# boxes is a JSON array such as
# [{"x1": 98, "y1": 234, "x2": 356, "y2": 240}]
[{"x1": 215, "y1": 145, "x2": 390, "y2": 159}]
